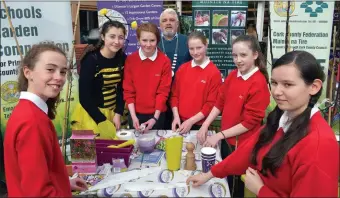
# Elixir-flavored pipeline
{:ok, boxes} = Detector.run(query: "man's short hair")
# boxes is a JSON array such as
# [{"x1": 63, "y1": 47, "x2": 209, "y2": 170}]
[{"x1": 160, "y1": 8, "x2": 179, "y2": 23}]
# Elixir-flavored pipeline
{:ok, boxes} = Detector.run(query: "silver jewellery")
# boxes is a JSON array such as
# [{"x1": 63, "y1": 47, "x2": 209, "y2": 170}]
[{"x1": 161, "y1": 35, "x2": 179, "y2": 77}]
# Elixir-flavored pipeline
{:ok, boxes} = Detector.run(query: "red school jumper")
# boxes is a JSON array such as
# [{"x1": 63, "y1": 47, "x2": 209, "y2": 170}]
[
  {"x1": 123, "y1": 50, "x2": 172, "y2": 114},
  {"x1": 211, "y1": 111, "x2": 339, "y2": 197},
  {"x1": 215, "y1": 69, "x2": 270, "y2": 146},
  {"x1": 170, "y1": 60, "x2": 222, "y2": 125},
  {"x1": 4, "y1": 95, "x2": 71, "y2": 196}
]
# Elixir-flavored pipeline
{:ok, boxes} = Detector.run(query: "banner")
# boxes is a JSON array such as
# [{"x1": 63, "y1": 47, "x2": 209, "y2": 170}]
[
  {"x1": 192, "y1": 0, "x2": 248, "y2": 79},
  {"x1": 0, "y1": 2, "x2": 76, "y2": 151},
  {"x1": 97, "y1": 1, "x2": 163, "y2": 55},
  {"x1": 267, "y1": 1, "x2": 334, "y2": 85}
]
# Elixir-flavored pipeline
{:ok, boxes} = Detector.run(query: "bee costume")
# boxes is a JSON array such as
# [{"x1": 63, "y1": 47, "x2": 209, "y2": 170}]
[{"x1": 71, "y1": 49, "x2": 128, "y2": 139}]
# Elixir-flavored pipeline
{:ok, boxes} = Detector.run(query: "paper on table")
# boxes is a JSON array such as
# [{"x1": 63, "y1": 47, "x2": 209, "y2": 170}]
[
  {"x1": 87, "y1": 167, "x2": 161, "y2": 192},
  {"x1": 123, "y1": 181, "x2": 210, "y2": 192}
]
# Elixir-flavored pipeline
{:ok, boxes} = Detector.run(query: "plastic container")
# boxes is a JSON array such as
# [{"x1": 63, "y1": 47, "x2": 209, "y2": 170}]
[
  {"x1": 137, "y1": 133, "x2": 156, "y2": 153},
  {"x1": 165, "y1": 135, "x2": 183, "y2": 171},
  {"x1": 95, "y1": 139, "x2": 134, "y2": 167}
]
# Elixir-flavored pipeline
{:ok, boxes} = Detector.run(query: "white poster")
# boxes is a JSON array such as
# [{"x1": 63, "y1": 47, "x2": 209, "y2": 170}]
[
  {"x1": 0, "y1": 2, "x2": 77, "y2": 148},
  {"x1": 267, "y1": 1, "x2": 335, "y2": 85}
]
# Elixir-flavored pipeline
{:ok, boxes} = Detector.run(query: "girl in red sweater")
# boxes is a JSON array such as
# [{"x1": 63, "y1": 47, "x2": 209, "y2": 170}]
[
  {"x1": 123, "y1": 23, "x2": 172, "y2": 131},
  {"x1": 187, "y1": 51, "x2": 339, "y2": 197},
  {"x1": 170, "y1": 31, "x2": 222, "y2": 133},
  {"x1": 4, "y1": 44, "x2": 87, "y2": 196},
  {"x1": 197, "y1": 35, "x2": 270, "y2": 197}
]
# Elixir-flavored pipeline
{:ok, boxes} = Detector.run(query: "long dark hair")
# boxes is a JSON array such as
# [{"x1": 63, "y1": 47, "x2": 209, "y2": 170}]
[
  {"x1": 251, "y1": 51, "x2": 325, "y2": 176},
  {"x1": 18, "y1": 43, "x2": 67, "y2": 119},
  {"x1": 232, "y1": 35, "x2": 269, "y2": 83},
  {"x1": 80, "y1": 20, "x2": 127, "y2": 62}
]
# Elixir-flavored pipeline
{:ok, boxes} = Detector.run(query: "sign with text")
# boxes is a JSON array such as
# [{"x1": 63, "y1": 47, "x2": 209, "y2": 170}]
[
  {"x1": 267, "y1": 1, "x2": 334, "y2": 81},
  {"x1": 97, "y1": 1, "x2": 163, "y2": 55},
  {"x1": 192, "y1": 0, "x2": 248, "y2": 78},
  {"x1": 0, "y1": 2, "x2": 76, "y2": 149}
]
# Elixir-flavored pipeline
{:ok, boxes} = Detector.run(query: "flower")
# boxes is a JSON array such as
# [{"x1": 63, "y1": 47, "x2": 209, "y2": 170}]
[
  {"x1": 99, "y1": 8, "x2": 108, "y2": 16},
  {"x1": 131, "y1": 21, "x2": 138, "y2": 30}
]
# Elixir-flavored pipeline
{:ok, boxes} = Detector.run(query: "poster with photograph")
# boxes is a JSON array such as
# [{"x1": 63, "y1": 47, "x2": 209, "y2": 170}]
[
  {"x1": 230, "y1": 11, "x2": 246, "y2": 27},
  {"x1": 192, "y1": 1, "x2": 248, "y2": 75},
  {"x1": 212, "y1": 10, "x2": 229, "y2": 26},
  {"x1": 194, "y1": 10, "x2": 210, "y2": 26},
  {"x1": 212, "y1": 29, "x2": 228, "y2": 44},
  {"x1": 230, "y1": 29, "x2": 245, "y2": 43}
]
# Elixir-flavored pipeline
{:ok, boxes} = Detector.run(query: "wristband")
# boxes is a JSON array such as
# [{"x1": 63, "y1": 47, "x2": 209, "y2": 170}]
[
  {"x1": 219, "y1": 131, "x2": 226, "y2": 139},
  {"x1": 152, "y1": 117, "x2": 158, "y2": 122}
]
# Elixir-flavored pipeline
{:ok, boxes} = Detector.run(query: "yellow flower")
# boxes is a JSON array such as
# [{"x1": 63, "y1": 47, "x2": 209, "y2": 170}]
[
  {"x1": 99, "y1": 8, "x2": 108, "y2": 16},
  {"x1": 130, "y1": 21, "x2": 138, "y2": 30}
]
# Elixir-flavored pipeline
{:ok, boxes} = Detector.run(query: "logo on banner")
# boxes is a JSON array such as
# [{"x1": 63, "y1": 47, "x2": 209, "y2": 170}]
[
  {"x1": 300, "y1": 1, "x2": 329, "y2": 17},
  {"x1": 274, "y1": 1, "x2": 296, "y2": 17},
  {"x1": 1, "y1": 81, "x2": 20, "y2": 103}
]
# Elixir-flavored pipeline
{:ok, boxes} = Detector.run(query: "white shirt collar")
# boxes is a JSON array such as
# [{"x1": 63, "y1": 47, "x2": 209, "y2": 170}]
[
  {"x1": 191, "y1": 58, "x2": 210, "y2": 69},
  {"x1": 19, "y1": 91, "x2": 48, "y2": 114},
  {"x1": 237, "y1": 66, "x2": 259, "y2": 80},
  {"x1": 278, "y1": 105, "x2": 319, "y2": 133},
  {"x1": 139, "y1": 48, "x2": 158, "y2": 61}
]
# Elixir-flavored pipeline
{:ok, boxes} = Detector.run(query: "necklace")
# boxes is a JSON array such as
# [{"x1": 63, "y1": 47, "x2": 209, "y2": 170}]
[{"x1": 161, "y1": 35, "x2": 179, "y2": 77}]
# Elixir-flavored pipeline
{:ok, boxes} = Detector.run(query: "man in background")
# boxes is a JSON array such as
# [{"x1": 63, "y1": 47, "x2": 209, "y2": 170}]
[{"x1": 158, "y1": 8, "x2": 192, "y2": 130}]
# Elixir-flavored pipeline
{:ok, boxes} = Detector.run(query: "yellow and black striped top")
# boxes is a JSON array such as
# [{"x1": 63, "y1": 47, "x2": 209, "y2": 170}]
[{"x1": 79, "y1": 50, "x2": 126, "y2": 124}]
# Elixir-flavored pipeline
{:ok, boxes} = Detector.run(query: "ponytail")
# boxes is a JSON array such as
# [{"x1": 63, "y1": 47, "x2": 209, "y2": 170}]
[
  {"x1": 251, "y1": 50, "x2": 325, "y2": 176},
  {"x1": 232, "y1": 35, "x2": 269, "y2": 83}
]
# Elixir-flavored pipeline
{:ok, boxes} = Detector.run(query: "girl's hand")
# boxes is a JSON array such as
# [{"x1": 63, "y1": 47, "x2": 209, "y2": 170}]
[
  {"x1": 245, "y1": 167, "x2": 264, "y2": 195},
  {"x1": 132, "y1": 116, "x2": 140, "y2": 130},
  {"x1": 203, "y1": 133, "x2": 222, "y2": 147},
  {"x1": 186, "y1": 171, "x2": 214, "y2": 187},
  {"x1": 70, "y1": 177, "x2": 88, "y2": 191},
  {"x1": 113, "y1": 114, "x2": 121, "y2": 130},
  {"x1": 178, "y1": 119, "x2": 194, "y2": 134},
  {"x1": 171, "y1": 117, "x2": 181, "y2": 132},
  {"x1": 141, "y1": 118, "x2": 156, "y2": 132},
  {"x1": 197, "y1": 126, "x2": 209, "y2": 144}
]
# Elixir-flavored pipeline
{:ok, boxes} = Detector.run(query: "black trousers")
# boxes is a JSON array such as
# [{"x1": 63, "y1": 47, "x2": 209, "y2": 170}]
[
  {"x1": 128, "y1": 112, "x2": 166, "y2": 130},
  {"x1": 221, "y1": 139, "x2": 245, "y2": 198}
]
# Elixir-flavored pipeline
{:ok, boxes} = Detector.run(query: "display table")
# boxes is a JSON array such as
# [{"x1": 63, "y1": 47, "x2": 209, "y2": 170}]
[{"x1": 83, "y1": 130, "x2": 230, "y2": 197}]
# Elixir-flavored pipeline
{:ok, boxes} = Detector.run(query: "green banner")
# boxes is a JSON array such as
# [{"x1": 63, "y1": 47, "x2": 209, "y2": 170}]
[{"x1": 192, "y1": 0, "x2": 248, "y2": 78}]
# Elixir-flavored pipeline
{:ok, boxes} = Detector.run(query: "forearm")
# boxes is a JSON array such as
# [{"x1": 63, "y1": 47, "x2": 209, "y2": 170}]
[
  {"x1": 202, "y1": 107, "x2": 221, "y2": 128},
  {"x1": 172, "y1": 107, "x2": 180, "y2": 119},
  {"x1": 220, "y1": 123, "x2": 249, "y2": 139},
  {"x1": 153, "y1": 110, "x2": 161, "y2": 120},
  {"x1": 127, "y1": 103, "x2": 137, "y2": 118},
  {"x1": 189, "y1": 112, "x2": 205, "y2": 125}
]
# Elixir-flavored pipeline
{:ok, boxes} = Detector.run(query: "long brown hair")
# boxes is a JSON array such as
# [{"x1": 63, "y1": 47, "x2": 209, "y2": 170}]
[
  {"x1": 232, "y1": 35, "x2": 269, "y2": 83},
  {"x1": 251, "y1": 51, "x2": 325, "y2": 176},
  {"x1": 18, "y1": 43, "x2": 67, "y2": 119}
]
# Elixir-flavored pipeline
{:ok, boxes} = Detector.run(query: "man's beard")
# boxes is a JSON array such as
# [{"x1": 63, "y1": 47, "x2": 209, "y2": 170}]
[{"x1": 163, "y1": 29, "x2": 176, "y2": 38}]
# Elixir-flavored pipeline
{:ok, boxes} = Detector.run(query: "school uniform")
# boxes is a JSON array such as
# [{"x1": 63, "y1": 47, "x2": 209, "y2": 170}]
[
  {"x1": 158, "y1": 33, "x2": 192, "y2": 130},
  {"x1": 170, "y1": 59, "x2": 222, "y2": 127},
  {"x1": 4, "y1": 92, "x2": 71, "y2": 196},
  {"x1": 123, "y1": 48, "x2": 172, "y2": 129},
  {"x1": 211, "y1": 108, "x2": 339, "y2": 197},
  {"x1": 216, "y1": 67, "x2": 270, "y2": 197}
]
